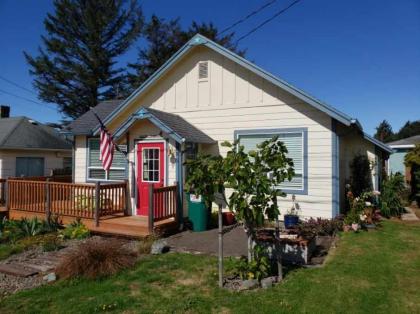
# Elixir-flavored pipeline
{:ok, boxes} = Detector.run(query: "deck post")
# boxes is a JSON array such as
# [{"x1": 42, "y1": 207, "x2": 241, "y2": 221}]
[
  {"x1": 174, "y1": 181, "x2": 181, "y2": 225},
  {"x1": 4, "y1": 180, "x2": 9, "y2": 211},
  {"x1": 148, "y1": 184, "x2": 154, "y2": 234},
  {"x1": 124, "y1": 179, "x2": 129, "y2": 216},
  {"x1": 95, "y1": 181, "x2": 101, "y2": 227},
  {"x1": 45, "y1": 178, "x2": 51, "y2": 220}
]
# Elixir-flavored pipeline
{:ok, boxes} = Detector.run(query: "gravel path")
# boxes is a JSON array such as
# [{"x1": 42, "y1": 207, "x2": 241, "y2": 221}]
[{"x1": 0, "y1": 236, "x2": 138, "y2": 298}]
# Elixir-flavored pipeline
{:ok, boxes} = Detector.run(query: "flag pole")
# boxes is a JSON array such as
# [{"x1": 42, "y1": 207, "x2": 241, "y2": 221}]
[{"x1": 90, "y1": 106, "x2": 136, "y2": 199}]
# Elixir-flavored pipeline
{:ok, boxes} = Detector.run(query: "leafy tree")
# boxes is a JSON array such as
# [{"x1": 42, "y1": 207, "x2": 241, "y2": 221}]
[
  {"x1": 374, "y1": 120, "x2": 394, "y2": 142},
  {"x1": 349, "y1": 154, "x2": 373, "y2": 197},
  {"x1": 127, "y1": 15, "x2": 245, "y2": 91},
  {"x1": 25, "y1": 0, "x2": 143, "y2": 119},
  {"x1": 185, "y1": 137, "x2": 294, "y2": 266},
  {"x1": 405, "y1": 144, "x2": 420, "y2": 204}
]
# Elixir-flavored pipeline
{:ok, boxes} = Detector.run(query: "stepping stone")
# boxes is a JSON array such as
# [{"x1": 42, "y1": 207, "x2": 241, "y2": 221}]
[
  {"x1": 19, "y1": 262, "x2": 55, "y2": 273},
  {"x1": 0, "y1": 264, "x2": 39, "y2": 277}
]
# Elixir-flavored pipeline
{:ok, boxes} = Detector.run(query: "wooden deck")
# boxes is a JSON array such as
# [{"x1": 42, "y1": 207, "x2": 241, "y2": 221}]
[
  {"x1": 2, "y1": 178, "x2": 180, "y2": 238},
  {"x1": 8, "y1": 209, "x2": 177, "y2": 238}
]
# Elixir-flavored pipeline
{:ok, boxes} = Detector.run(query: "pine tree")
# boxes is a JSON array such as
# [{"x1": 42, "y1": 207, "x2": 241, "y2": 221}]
[
  {"x1": 25, "y1": 0, "x2": 143, "y2": 119},
  {"x1": 374, "y1": 120, "x2": 394, "y2": 142},
  {"x1": 127, "y1": 16, "x2": 245, "y2": 92},
  {"x1": 395, "y1": 120, "x2": 420, "y2": 140}
]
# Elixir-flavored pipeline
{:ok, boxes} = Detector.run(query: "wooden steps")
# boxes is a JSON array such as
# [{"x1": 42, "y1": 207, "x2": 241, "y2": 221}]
[{"x1": 0, "y1": 264, "x2": 39, "y2": 277}]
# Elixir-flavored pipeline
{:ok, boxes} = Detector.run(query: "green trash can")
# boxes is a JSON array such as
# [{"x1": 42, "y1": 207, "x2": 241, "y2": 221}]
[{"x1": 187, "y1": 193, "x2": 208, "y2": 232}]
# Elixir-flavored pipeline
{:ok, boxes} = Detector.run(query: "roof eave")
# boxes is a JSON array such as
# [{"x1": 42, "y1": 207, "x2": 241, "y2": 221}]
[
  {"x1": 97, "y1": 34, "x2": 357, "y2": 131},
  {"x1": 363, "y1": 132, "x2": 393, "y2": 154}
]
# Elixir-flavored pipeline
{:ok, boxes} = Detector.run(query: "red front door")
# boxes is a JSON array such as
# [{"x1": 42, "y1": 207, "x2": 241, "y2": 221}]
[{"x1": 136, "y1": 142, "x2": 165, "y2": 215}]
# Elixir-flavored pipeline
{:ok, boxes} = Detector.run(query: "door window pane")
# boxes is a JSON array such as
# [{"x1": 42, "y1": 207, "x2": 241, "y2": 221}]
[{"x1": 142, "y1": 148, "x2": 160, "y2": 182}]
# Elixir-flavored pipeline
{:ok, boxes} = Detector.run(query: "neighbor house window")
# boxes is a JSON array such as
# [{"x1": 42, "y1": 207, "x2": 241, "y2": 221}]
[
  {"x1": 87, "y1": 138, "x2": 127, "y2": 181},
  {"x1": 236, "y1": 128, "x2": 307, "y2": 194},
  {"x1": 16, "y1": 157, "x2": 45, "y2": 177}
]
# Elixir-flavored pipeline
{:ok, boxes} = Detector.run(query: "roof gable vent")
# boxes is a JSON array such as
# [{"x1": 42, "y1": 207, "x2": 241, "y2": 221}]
[{"x1": 198, "y1": 61, "x2": 208, "y2": 80}]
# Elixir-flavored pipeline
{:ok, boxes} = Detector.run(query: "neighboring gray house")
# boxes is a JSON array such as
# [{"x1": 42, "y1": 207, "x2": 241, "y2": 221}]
[
  {"x1": 0, "y1": 106, "x2": 72, "y2": 178},
  {"x1": 388, "y1": 135, "x2": 420, "y2": 180}
]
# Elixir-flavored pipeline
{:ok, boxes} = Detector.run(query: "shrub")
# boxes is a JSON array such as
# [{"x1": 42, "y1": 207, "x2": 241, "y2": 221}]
[
  {"x1": 297, "y1": 217, "x2": 344, "y2": 237},
  {"x1": 379, "y1": 173, "x2": 405, "y2": 217},
  {"x1": 60, "y1": 219, "x2": 90, "y2": 240},
  {"x1": 19, "y1": 217, "x2": 44, "y2": 237},
  {"x1": 41, "y1": 233, "x2": 63, "y2": 252},
  {"x1": 56, "y1": 238, "x2": 138, "y2": 279},
  {"x1": 42, "y1": 215, "x2": 63, "y2": 233},
  {"x1": 350, "y1": 154, "x2": 373, "y2": 197},
  {"x1": 227, "y1": 245, "x2": 270, "y2": 281}
]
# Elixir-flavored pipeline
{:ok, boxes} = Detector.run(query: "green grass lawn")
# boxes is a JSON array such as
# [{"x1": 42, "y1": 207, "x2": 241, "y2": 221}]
[{"x1": 1, "y1": 220, "x2": 419, "y2": 314}]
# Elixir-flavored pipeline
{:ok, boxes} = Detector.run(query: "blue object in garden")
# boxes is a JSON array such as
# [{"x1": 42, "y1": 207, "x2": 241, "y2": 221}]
[{"x1": 284, "y1": 214, "x2": 299, "y2": 229}]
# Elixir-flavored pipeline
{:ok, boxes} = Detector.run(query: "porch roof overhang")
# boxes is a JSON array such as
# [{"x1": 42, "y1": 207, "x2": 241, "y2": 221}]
[{"x1": 109, "y1": 107, "x2": 216, "y2": 144}]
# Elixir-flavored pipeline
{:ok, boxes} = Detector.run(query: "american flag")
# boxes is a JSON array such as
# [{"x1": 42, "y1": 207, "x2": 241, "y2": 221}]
[{"x1": 99, "y1": 128, "x2": 114, "y2": 171}]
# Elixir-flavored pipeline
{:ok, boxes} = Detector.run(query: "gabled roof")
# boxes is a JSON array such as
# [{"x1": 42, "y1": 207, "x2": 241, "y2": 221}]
[
  {"x1": 99, "y1": 34, "x2": 358, "y2": 131},
  {"x1": 363, "y1": 133, "x2": 393, "y2": 153},
  {"x1": 64, "y1": 100, "x2": 122, "y2": 135},
  {"x1": 113, "y1": 107, "x2": 215, "y2": 144},
  {"x1": 387, "y1": 135, "x2": 420, "y2": 148},
  {"x1": 95, "y1": 34, "x2": 389, "y2": 153},
  {"x1": 0, "y1": 117, "x2": 71, "y2": 150}
]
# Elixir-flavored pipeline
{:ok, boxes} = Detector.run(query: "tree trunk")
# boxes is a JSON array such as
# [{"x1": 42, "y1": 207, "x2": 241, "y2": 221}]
[{"x1": 244, "y1": 224, "x2": 254, "y2": 262}]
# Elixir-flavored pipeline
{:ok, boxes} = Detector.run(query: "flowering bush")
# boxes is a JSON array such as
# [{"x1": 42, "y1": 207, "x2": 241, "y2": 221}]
[{"x1": 297, "y1": 217, "x2": 344, "y2": 237}]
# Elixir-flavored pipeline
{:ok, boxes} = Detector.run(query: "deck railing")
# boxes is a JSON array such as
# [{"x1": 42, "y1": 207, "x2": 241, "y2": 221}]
[
  {"x1": 9, "y1": 175, "x2": 72, "y2": 182},
  {"x1": 0, "y1": 179, "x2": 6, "y2": 206},
  {"x1": 148, "y1": 184, "x2": 178, "y2": 233},
  {"x1": 7, "y1": 179, "x2": 128, "y2": 226}
]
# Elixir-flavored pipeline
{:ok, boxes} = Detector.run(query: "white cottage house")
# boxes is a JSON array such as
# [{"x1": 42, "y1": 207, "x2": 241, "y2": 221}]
[{"x1": 65, "y1": 34, "x2": 392, "y2": 221}]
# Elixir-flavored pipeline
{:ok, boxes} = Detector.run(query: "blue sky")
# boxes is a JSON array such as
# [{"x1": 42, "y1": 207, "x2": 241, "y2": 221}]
[{"x1": 0, "y1": 0, "x2": 419, "y2": 135}]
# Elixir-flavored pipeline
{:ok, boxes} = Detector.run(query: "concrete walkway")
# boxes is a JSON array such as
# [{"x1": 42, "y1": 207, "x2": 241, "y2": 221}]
[
  {"x1": 166, "y1": 225, "x2": 248, "y2": 257},
  {"x1": 401, "y1": 207, "x2": 419, "y2": 221}
]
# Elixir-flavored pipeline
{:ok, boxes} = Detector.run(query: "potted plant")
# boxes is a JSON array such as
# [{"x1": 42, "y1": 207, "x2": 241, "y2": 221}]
[
  {"x1": 284, "y1": 195, "x2": 300, "y2": 229},
  {"x1": 222, "y1": 211, "x2": 236, "y2": 225}
]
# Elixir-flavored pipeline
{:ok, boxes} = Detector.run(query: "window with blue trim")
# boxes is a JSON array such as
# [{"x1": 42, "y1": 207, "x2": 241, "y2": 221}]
[
  {"x1": 87, "y1": 138, "x2": 127, "y2": 181},
  {"x1": 237, "y1": 131, "x2": 305, "y2": 192}
]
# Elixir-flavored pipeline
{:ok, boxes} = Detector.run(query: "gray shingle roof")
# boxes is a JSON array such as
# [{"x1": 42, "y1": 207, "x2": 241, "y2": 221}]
[
  {"x1": 144, "y1": 108, "x2": 215, "y2": 144},
  {"x1": 0, "y1": 117, "x2": 72, "y2": 150},
  {"x1": 65, "y1": 100, "x2": 122, "y2": 135},
  {"x1": 388, "y1": 135, "x2": 420, "y2": 147},
  {"x1": 66, "y1": 100, "x2": 215, "y2": 144}
]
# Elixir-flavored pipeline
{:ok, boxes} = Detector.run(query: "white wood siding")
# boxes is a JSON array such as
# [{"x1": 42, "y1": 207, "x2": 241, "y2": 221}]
[
  {"x1": 104, "y1": 46, "x2": 335, "y2": 219},
  {"x1": 74, "y1": 136, "x2": 87, "y2": 183}
]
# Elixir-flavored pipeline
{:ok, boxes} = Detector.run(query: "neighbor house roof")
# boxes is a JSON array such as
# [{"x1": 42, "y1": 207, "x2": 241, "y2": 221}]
[
  {"x1": 113, "y1": 107, "x2": 215, "y2": 144},
  {"x1": 0, "y1": 117, "x2": 72, "y2": 150},
  {"x1": 387, "y1": 135, "x2": 420, "y2": 148}
]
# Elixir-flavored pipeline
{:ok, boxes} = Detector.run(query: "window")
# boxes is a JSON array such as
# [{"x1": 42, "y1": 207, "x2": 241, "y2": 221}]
[
  {"x1": 87, "y1": 138, "x2": 127, "y2": 181},
  {"x1": 198, "y1": 61, "x2": 208, "y2": 80},
  {"x1": 63, "y1": 157, "x2": 72, "y2": 170},
  {"x1": 142, "y1": 148, "x2": 160, "y2": 182},
  {"x1": 236, "y1": 129, "x2": 307, "y2": 193},
  {"x1": 16, "y1": 157, "x2": 45, "y2": 177}
]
